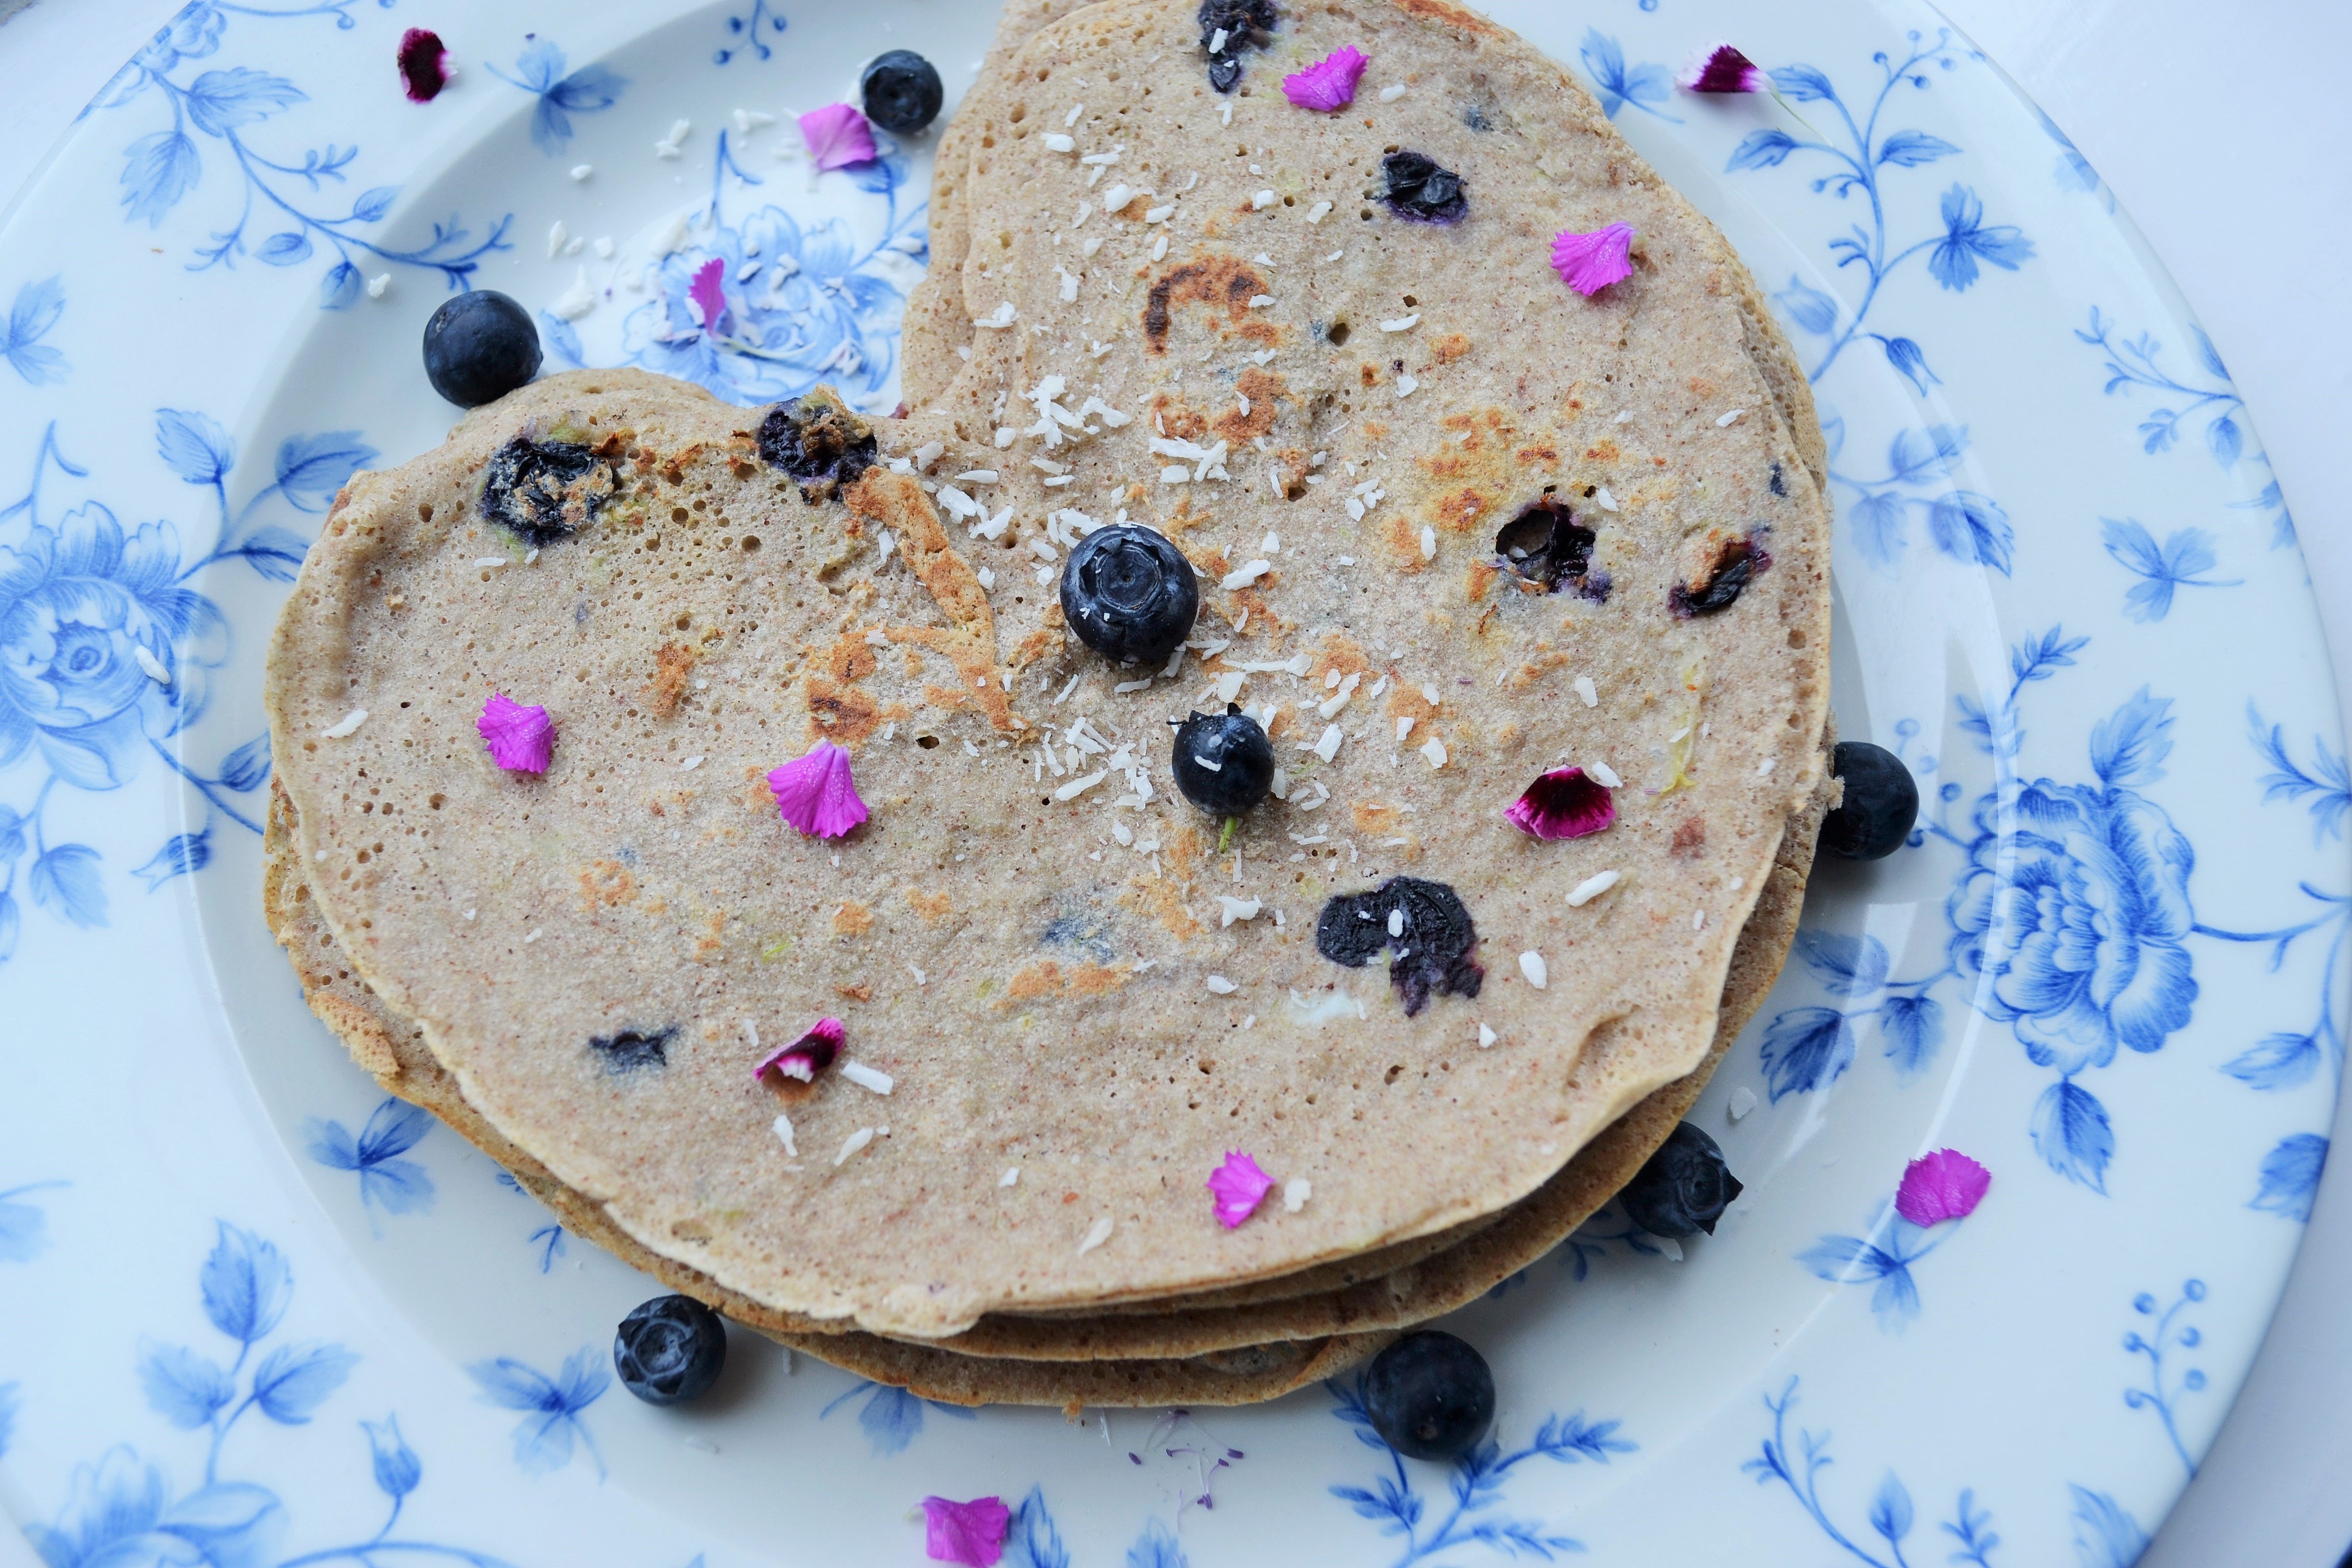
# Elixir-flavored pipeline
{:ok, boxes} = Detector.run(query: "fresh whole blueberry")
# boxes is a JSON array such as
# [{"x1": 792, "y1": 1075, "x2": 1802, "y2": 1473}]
[
  {"x1": 422, "y1": 290, "x2": 542, "y2": 407},
  {"x1": 614, "y1": 1293, "x2": 726, "y2": 1405},
  {"x1": 1821, "y1": 741, "x2": 1919, "y2": 861},
  {"x1": 1060, "y1": 523, "x2": 1198, "y2": 664},
  {"x1": 1171, "y1": 705, "x2": 1274, "y2": 816},
  {"x1": 1360, "y1": 1331, "x2": 1495, "y2": 1462},
  {"x1": 861, "y1": 50, "x2": 944, "y2": 135},
  {"x1": 1618, "y1": 1122, "x2": 1744, "y2": 1238}
]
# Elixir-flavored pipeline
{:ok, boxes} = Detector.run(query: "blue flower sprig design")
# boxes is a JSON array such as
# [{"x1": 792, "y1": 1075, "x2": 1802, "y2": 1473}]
[
  {"x1": 1326, "y1": 1374, "x2": 1633, "y2": 1565},
  {"x1": 1795, "y1": 1150, "x2": 1989, "y2": 1330},
  {"x1": 819, "y1": 1377, "x2": 976, "y2": 1458},
  {"x1": 28, "y1": 1220, "x2": 514, "y2": 1568},
  {"x1": 1729, "y1": 32, "x2": 2032, "y2": 390},
  {"x1": 0, "y1": 411, "x2": 374, "y2": 967},
  {"x1": 1576, "y1": 31, "x2": 1679, "y2": 122},
  {"x1": 1825, "y1": 417, "x2": 2013, "y2": 575},
  {"x1": 2075, "y1": 307, "x2": 2295, "y2": 545},
  {"x1": 715, "y1": 0, "x2": 790, "y2": 66},
  {"x1": 2121, "y1": 1280, "x2": 2208, "y2": 1479},
  {"x1": 4, "y1": 277, "x2": 67, "y2": 386},
  {"x1": 463, "y1": 1349, "x2": 609, "y2": 1479},
  {"x1": 94, "y1": 1, "x2": 513, "y2": 307},
  {"x1": 989, "y1": 1485, "x2": 1193, "y2": 1568},
  {"x1": 1, "y1": 1178, "x2": 66, "y2": 1262},
  {"x1": 494, "y1": 1170, "x2": 569, "y2": 1271},
  {"x1": 305, "y1": 1098, "x2": 434, "y2": 1231},
  {"x1": 2100, "y1": 519, "x2": 2238, "y2": 623},
  {"x1": 485, "y1": 41, "x2": 627, "y2": 156}
]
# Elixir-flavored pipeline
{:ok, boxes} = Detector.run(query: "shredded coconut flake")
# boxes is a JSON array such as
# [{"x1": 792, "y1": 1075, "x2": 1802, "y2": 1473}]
[
  {"x1": 772, "y1": 1113, "x2": 797, "y2": 1156},
  {"x1": 1590, "y1": 761, "x2": 1623, "y2": 789},
  {"x1": 1594, "y1": 485, "x2": 1620, "y2": 512},
  {"x1": 1418, "y1": 525, "x2": 1437, "y2": 560},
  {"x1": 134, "y1": 645, "x2": 170, "y2": 684},
  {"x1": 1380, "y1": 313, "x2": 1420, "y2": 332},
  {"x1": 1205, "y1": 974, "x2": 1239, "y2": 995},
  {"x1": 834, "y1": 1127, "x2": 876, "y2": 1166},
  {"x1": 1221, "y1": 559, "x2": 1271, "y2": 590},
  {"x1": 321, "y1": 709, "x2": 368, "y2": 739},
  {"x1": 1218, "y1": 895, "x2": 1263, "y2": 926},
  {"x1": 1716, "y1": 407, "x2": 1744, "y2": 427},
  {"x1": 1519, "y1": 951, "x2": 1548, "y2": 989},
  {"x1": 1077, "y1": 1216, "x2": 1115, "y2": 1254},
  {"x1": 1574, "y1": 675, "x2": 1599, "y2": 708},
  {"x1": 841, "y1": 1061, "x2": 894, "y2": 1095},
  {"x1": 1420, "y1": 737, "x2": 1448, "y2": 769},
  {"x1": 1478, "y1": 1022, "x2": 1498, "y2": 1048},
  {"x1": 1567, "y1": 869, "x2": 1622, "y2": 908}
]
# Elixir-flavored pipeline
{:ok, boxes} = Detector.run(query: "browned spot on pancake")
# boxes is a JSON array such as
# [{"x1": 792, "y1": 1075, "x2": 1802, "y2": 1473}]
[
  {"x1": 832, "y1": 900, "x2": 874, "y2": 938},
  {"x1": 1352, "y1": 802, "x2": 1401, "y2": 836},
  {"x1": 579, "y1": 859, "x2": 636, "y2": 909},
  {"x1": 1434, "y1": 486, "x2": 1491, "y2": 532},
  {"x1": 1434, "y1": 334, "x2": 1472, "y2": 364},
  {"x1": 1004, "y1": 961, "x2": 1062, "y2": 1003},
  {"x1": 1122, "y1": 876, "x2": 1203, "y2": 941},
  {"x1": 902, "y1": 647, "x2": 925, "y2": 678},
  {"x1": 1010, "y1": 627, "x2": 1059, "y2": 669},
  {"x1": 1387, "y1": 683, "x2": 1441, "y2": 725},
  {"x1": 1515, "y1": 444, "x2": 1559, "y2": 464},
  {"x1": 1152, "y1": 395, "x2": 1212, "y2": 442},
  {"x1": 1213, "y1": 368, "x2": 1287, "y2": 443},
  {"x1": 1420, "y1": 449, "x2": 1468, "y2": 479},
  {"x1": 1229, "y1": 586, "x2": 1283, "y2": 635},
  {"x1": 1066, "y1": 963, "x2": 1129, "y2": 997},
  {"x1": 835, "y1": 982, "x2": 874, "y2": 1002},
  {"x1": 1672, "y1": 818, "x2": 1708, "y2": 856},
  {"x1": 806, "y1": 675, "x2": 880, "y2": 745},
  {"x1": 1359, "y1": 362, "x2": 1379, "y2": 388},
  {"x1": 649, "y1": 642, "x2": 696, "y2": 717},
  {"x1": 826, "y1": 636, "x2": 878, "y2": 683},
  {"x1": 1584, "y1": 438, "x2": 1622, "y2": 462},
  {"x1": 1181, "y1": 542, "x2": 1234, "y2": 582},
  {"x1": 1466, "y1": 559, "x2": 1499, "y2": 602},
  {"x1": 1165, "y1": 824, "x2": 1205, "y2": 883},
  {"x1": 846, "y1": 469, "x2": 1010, "y2": 730},
  {"x1": 1383, "y1": 511, "x2": 1429, "y2": 572},
  {"x1": 905, "y1": 888, "x2": 952, "y2": 924},
  {"x1": 1306, "y1": 632, "x2": 1372, "y2": 691},
  {"x1": 1506, "y1": 647, "x2": 1574, "y2": 692},
  {"x1": 1144, "y1": 255, "x2": 1268, "y2": 354}
]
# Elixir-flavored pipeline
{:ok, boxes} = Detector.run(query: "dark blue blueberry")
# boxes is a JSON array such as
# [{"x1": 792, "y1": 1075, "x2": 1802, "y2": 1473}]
[
  {"x1": 422, "y1": 290, "x2": 542, "y2": 407},
  {"x1": 1381, "y1": 152, "x2": 1467, "y2": 224},
  {"x1": 1198, "y1": 0, "x2": 1276, "y2": 92},
  {"x1": 1061, "y1": 523, "x2": 1198, "y2": 664},
  {"x1": 1493, "y1": 498, "x2": 1598, "y2": 597},
  {"x1": 757, "y1": 390, "x2": 877, "y2": 501},
  {"x1": 1314, "y1": 877, "x2": 1484, "y2": 1017},
  {"x1": 1619, "y1": 1121, "x2": 1743, "y2": 1238},
  {"x1": 480, "y1": 436, "x2": 617, "y2": 549},
  {"x1": 614, "y1": 1294, "x2": 726, "y2": 1405},
  {"x1": 861, "y1": 50, "x2": 944, "y2": 135},
  {"x1": 1668, "y1": 531, "x2": 1771, "y2": 618},
  {"x1": 588, "y1": 1025, "x2": 675, "y2": 1074},
  {"x1": 1361, "y1": 1331, "x2": 1494, "y2": 1462},
  {"x1": 1821, "y1": 741, "x2": 1918, "y2": 861},
  {"x1": 1172, "y1": 705, "x2": 1274, "y2": 816}
]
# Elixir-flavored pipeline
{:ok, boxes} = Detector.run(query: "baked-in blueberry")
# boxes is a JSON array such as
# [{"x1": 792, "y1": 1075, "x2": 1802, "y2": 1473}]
[
  {"x1": 756, "y1": 390, "x2": 877, "y2": 500},
  {"x1": 1314, "y1": 877, "x2": 1485, "y2": 1017},
  {"x1": 1380, "y1": 151, "x2": 1467, "y2": 223},
  {"x1": 614, "y1": 1294, "x2": 726, "y2": 1405},
  {"x1": 1360, "y1": 1331, "x2": 1494, "y2": 1461},
  {"x1": 1618, "y1": 1121, "x2": 1743, "y2": 1238},
  {"x1": 423, "y1": 290, "x2": 542, "y2": 407},
  {"x1": 1493, "y1": 498, "x2": 1601, "y2": 597},
  {"x1": 1061, "y1": 523, "x2": 1198, "y2": 664},
  {"x1": 861, "y1": 50, "x2": 944, "y2": 135},
  {"x1": 480, "y1": 436, "x2": 616, "y2": 549},
  {"x1": 1172, "y1": 705, "x2": 1274, "y2": 816},
  {"x1": 1668, "y1": 532, "x2": 1771, "y2": 618},
  {"x1": 1198, "y1": 0, "x2": 1276, "y2": 92},
  {"x1": 1820, "y1": 741, "x2": 1918, "y2": 861}
]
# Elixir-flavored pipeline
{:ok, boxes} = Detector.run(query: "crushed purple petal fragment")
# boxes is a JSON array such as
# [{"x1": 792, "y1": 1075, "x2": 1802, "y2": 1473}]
[
  {"x1": 476, "y1": 693, "x2": 554, "y2": 773},
  {"x1": 755, "y1": 1017, "x2": 845, "y2": 1088},
  {"x1": 800, "y1": 102, "x2": 878, "y2": 172},
  {"x1": 1895, "y1": 1148, "x2": 1992, "y2": 1227},
  {"x1": 1207, "y1": 1150, "x2": 1277, "y2": 1229},
  {"x1": 768, "y1": 740, "x2": 869, "y2": 838},
  {"x1": 1505, "y1": 767, "x2": 1616, "y2": 840},
  {"x1": 397, "y1": 28, "x2": 452, "y2": 103},
  {"x1": 1282, "y1": 46, "x2": 1370, "y2": 111},
  {"x1": 1677, "y1": 42, "x2": 1767, "y2": 93},
  {"x1": 921, "y1": 1494, "x2": 1011, "y2": 1566},
  {"x1": 1550, "y1": 223, "x2": 1636, "y2": 297}
]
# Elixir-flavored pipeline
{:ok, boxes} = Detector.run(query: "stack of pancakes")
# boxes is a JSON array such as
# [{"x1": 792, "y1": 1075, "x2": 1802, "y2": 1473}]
[{"x1": 262, "y1": 0, "x2": 1835, "y2": 1409}]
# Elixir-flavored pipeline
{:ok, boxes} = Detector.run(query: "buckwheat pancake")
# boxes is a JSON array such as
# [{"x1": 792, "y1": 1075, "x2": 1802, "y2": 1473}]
[{"x1": 265, "y1": 748, "x2": 1822, "y2": 1391}]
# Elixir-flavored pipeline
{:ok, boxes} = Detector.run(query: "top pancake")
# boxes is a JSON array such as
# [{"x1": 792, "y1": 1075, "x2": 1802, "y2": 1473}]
[{"x1": 264, "y1": 0, "x2": 1830, "y2": 1339}]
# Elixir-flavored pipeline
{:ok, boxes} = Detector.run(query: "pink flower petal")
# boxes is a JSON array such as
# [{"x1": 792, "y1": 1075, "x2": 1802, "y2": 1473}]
[
  {"x1": 1677, "y1": 42, "x2": 1767, "y2": 94},
  {"x1": 1282, "y1": 46, "x2": 1370, "y2": 112},
  {"x1": 755, "y1": 1017, "x2": 844, "y2": 1088},
  {"x1": 687, "y1": 257, "x2": 728, "y2": 335},
  {"x1": 1207, "y1": 1150, "x2": 1276, "y2": 1229},
  {"x1": 1504, "y1": 767, "x2": 1615, "y2": 840},
  {"x1": 922, "y1": 1495, "x2": 1011, "y2": 1566},
  {"x1": 1551, "y1": 223, "x2": 1635, "y2": 297},
  {"x1": 397, "y1": 29, "x2": 452, "y2": 103},
  {"x1": 1895, "y1": 1148, "x2": 1991, "y2": 1227},
  {"x1": 768, "y1": 740, "x2": 869, "y2": 839},
  {"x1": 476, "y1": 693, "x2": 554, "y2": 773},
  {"x1": 800, "y1": 102, "x2": 878, "y2": 173}
]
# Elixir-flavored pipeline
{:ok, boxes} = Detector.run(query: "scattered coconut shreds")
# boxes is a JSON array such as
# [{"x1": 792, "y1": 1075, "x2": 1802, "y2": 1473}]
[
  {"x1": 755, "y1": 1017, "x2": 845, "y2": 1087},
  {"x1": 1208, "y1": 1150, "x2": 1277, "y2": 1228},
  {"x1": 321, "y1": 709, "x2": 368, "y2": 739},
  {"x1": 365, "y1": 273, "x2": 391, "y2": 299},
  {"x1": 1000, "y1": 1167, "x2": 1020, "y2": 1187},
  {"x1": 1418, "y1": 525, "x2": 1437, "y2": 560},
  {"x1": 771, "y1": 1112, "x2": 797, "y2": 1156},
  {"x1": 1314, "y1": 724, "x2": 1344, "y2": 763},
  {"x1": 1221, "y1": 559, "x2": 1271, "y2": 590},
  {"x1": 768, "y1": 739, "x2": 868, "y2": 838},
  {"x1": 1077, "y1": 1216, "x2": 1115, "y2": 1255},
  {"x1": 841, "y1": 1061, "x2": 895, "y2": 1096},
  {"x1": 1519, "y1": 951, "x2": 1549, "y2": 989},
  {"x1": 1054, "y1": 769, "x2": 1109, "y2": 802},
  {"x1": 133, "y1": 645, "x2": 170, "y2": 684},
  {"x1": 1478, "y1": 1022, "x2": 1498, "y2": 1048},
  {"x1": 1044, "y1": 132, "x2": 1077, "y2": 153},
  {"x1": 1379, "y1": 83, "x2": 1408, "y2": 103},
  {"x1": 1218, "y1": 895, "x2": 1263, "y2": 926},
  {"x1": 477, "y1": 693, "x2": 555, "y2": 773},
  {"x1": 1283, "y1": 1178, "x2": 1312, "y2": 1213},
  {"x1": 1306, "y1": 200, "x2": 1334, "y2": 224},
  {"x1": 1380, "y1": 313, "x2": 1420, "y2": 332},
  {"x1": 975, "y1": 301, "x2": 1018, "y2": 330},
  {"x1": 1282, "y1": 45, "x2": 1370, "y2": 112},
  {"x1": 1594, "y1": 485, "x2": 1620, "y2": 512},
  {"x1": 834, "y1": 1127, "x2": 876, "y2": 1166},
  {"x1": 1590, "y1": 761, "x2": 1624, "y2": 789},
  {"x1": 1728, "y1": 1086, "x2": 1759, "y2": 1121},
  {"x1": 1252, "y1": 189, "x2": 1279, "y2": 210},
  {"x1": 1420, "y1": 737, "x2": 1448, "y2": 769},
  {"x1": 522, "y1": 928, "x2": 543, "y2": 945},
  {"x1": 1550, "y1": 223, "x2": 1636, "y2": 296},
  {"x1": 1566, "y1": 869, "x2": 1622, "y2": 908},
  {"x1": 1717, "y1": 407, "x2": 1745, "y2": 426},
  {"x1": 1205, "y1": 974, "x2": 1239, "y2": 995},
  {"x1": 1395, "y1": 374, "x2": 1419, "y2": 399},
  {"x1": 1574, "y1": 675, "x2": 1600, "y2": 708}
]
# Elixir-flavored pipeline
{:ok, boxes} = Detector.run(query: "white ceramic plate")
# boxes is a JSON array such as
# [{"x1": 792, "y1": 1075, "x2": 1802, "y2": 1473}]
[{"x1": 1, "y1": 1, "x2": 2341, "y2": 1563}]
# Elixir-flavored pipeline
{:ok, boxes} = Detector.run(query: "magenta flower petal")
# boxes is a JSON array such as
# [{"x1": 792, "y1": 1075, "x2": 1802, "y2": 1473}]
[
  {"x1": 1677, "y1": 42, "x2": 1767, "y2": 93},
  {"x1": 922, "y1": 1495, "x2": 1011, "y2": 1566},
  {"x1": 1505, "y1": 768, "x2": 1615, "y2": 840},
  {"x1": 687, "y1": 257, "x2": 728, "y2": 334},
  {"x1": 477, "y1": 693, "x2": 554, "y2": 773},
  {"x1": 800, "y1": 102, "x2": 878, "y2": 172},
  {"x1": 755, "y1": 1017, "x2": 845, "y2": 1087},
  {"x1": 1551, "y1": 224, "x2": 1636, "y2": 297},
  {"x1": 397, "y1": 29, "x2": 452, "y2": 103},
  {"x1": 1207, "y1": 1150, "x2": 1276, "y2": 1229},
  {"x1": 1895, "y1": 1148, "x2": 1992, "y2": 1227},
  {"x1": 768, "y1": 740, "x2": 869, "y2": 838},
  {"x1": 1283, "y1": 45, "x2": 1370, "y2": 112}
]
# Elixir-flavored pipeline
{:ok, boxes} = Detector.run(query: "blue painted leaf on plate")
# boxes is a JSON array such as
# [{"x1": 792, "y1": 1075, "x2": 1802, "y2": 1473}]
[
  {"x1": 121, "y1": 131, "x2": 201, "y2": 226},
  {"x1": 1877, "y1": 130, "x2": 1958, "y2": 167},
  {"x1": 183, "y1": 68, "x2": 305, "y2": 135},
  {"x1": 274, "y1": 431, "x2": 378, "y2": 511},
  {"x1": 1869, "y1": 1471, "x2": 1915, "y2": 1543},
  {"x1": 1880, "y1": 993, "x2": 1945, "y2": 1075},
  {"x1": 2250, "y1": 1133, "x2": 2326, "y2": 1221},
  {"x1": 133, "y1": 832, "x2": 210, "y2": 890},
  {"x1": 1727, "y1": 128, "x2": 1799, "y2": 171},
  {"x1": 1796, "y1": 930, "x2": 1890, "y2": 996},
  {"x1": 137, "y1": 1342, "x2": 235, "y2": 1429},
  {"x1": 2089, "y1": 688, "x2": 2173, "y2": 789},
  {"x1": 1759, "y1": 1007, "x2": 1856, "y2": 1101},
  {"x1": 256, "y1": 231, "x2": 313, "y2": 266},
  {"x1": 200, "y1": 1222, "x2": 292, "y2": 1345},
  {"x1": 251, "y1": 1340, "x2": 358, "y2": 1424},
  {"x1": 2031, "y1": 1080, "x2": 2115, "y2": 1192},
  {"x1": 2221, "y1": 1033, "x2": 2320, "y2": 1092},
  {"x1": 2067, "y1": 1486, "x2": 2148, "y2": 1568},
  {"x1": 29, "y1": 845, "x2": 106, "y2": 928},
  {"x1": 156, "y1": 408, "x2": 234, "y2": 486},
  {"x1": 217, "y1": 734, "x2": 271, "y2": 793}
]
